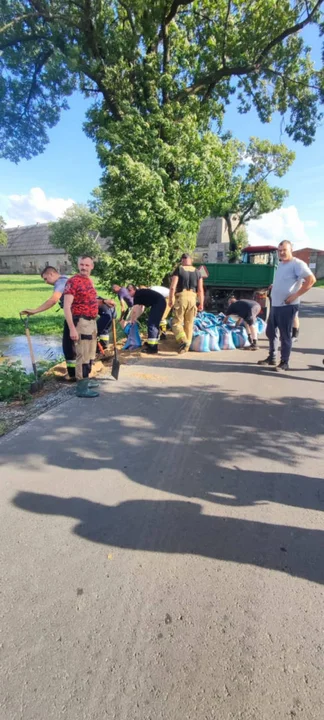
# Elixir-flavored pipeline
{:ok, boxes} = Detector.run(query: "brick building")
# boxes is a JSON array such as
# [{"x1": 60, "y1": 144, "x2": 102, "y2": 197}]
[{"x1": 293, "y1": 247, "x2": 324, "y2": 279}]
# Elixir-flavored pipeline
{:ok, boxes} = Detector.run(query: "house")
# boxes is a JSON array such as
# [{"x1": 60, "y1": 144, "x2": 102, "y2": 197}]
[
  {"x1": 293, "y1": 247, "x2": 324, "y2": 279},
  {"x1": 193, "y1": 215, "x2": 240, "y2": 263},
  {"x1": 0, "y1": 223, "x2": 110, "y2": 275}
]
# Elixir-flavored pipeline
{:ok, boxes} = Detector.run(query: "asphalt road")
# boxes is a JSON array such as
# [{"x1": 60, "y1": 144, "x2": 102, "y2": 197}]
[{"x1": 1, "y1": 288, "x2": 324, "y2": 720}]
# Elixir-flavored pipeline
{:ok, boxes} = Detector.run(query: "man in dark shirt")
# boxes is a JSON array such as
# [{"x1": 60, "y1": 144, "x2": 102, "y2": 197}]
[
  {"x1": 112, "y1": 283, "x2": 134, "y2": 320},
  {"x1": 223, "y1": 295, "x2": 261, "y2": 350},
  {"x1": 63, "y1": 256, "x2": 99, "y2": 397},
  {"x1": 169, "y1": 253, "x2": 204, "y2": 353},
  {"x1": 127, "y1": 286, "x2": 166, "y2": 354}
]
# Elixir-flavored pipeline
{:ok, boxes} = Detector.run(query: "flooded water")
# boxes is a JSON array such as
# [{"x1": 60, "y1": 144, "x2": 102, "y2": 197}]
[{"x1": 0, "y1": 335, "x2": 62, "y2": 373}]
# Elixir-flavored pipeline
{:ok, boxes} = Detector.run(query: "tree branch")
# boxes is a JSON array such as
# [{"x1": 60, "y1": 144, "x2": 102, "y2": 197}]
[
  {"x1": 164, "y1": 0, "x2": 193, "y2": 26},
  {"x1": 222, "y1": 0, "x2": 232, "y2": 67},
  {"x1": 255, "y1": 0, "x2": 324, "y2": 66},
  {"x1": 118, "y1": 0, "x2": 136, "y2": 36},
  {"x1": 21, "y1": 49, "x2": 53, "y2": 117},
  {"x1": 178, "y1": 0, "x2": 324, "y2": 99}
]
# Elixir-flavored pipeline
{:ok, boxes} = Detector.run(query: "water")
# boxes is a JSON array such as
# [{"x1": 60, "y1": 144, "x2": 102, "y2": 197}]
[{"x1": 0, "y1": 335, "x2": 63, "y2": 373}]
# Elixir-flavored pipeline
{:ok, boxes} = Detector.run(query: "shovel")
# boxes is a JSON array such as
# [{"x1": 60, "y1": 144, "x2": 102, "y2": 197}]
[
  {"x1": 111, "y1": 318, "x2": 120, "y2": 380},
  {"x1": 20, "y1": 313, "x2": 44, "y2": 393}
]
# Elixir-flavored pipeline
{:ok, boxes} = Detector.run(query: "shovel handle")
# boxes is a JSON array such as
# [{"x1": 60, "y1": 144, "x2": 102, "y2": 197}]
[{"x1": 112, "y1": 318, "x2": 117, "y2": 349}]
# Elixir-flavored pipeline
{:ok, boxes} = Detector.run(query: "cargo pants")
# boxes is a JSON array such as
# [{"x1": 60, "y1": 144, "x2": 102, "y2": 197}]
[
  {"x1": 172, "y1": 290, "x2": 197, "y2": 348},
  {"x1": 74, "y1": 317, "x2": 97, "y2": 380}
]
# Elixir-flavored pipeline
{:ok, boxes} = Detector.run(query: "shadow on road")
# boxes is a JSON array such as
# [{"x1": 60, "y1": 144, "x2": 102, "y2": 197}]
[{"x1": 13, "y1": 491, "x2": 324, "y2": 585}]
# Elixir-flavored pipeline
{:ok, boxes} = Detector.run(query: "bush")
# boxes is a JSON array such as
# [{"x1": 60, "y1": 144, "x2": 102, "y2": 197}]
[{"x1": 0, "y1": 360, "x2": 33, "y2": 402}]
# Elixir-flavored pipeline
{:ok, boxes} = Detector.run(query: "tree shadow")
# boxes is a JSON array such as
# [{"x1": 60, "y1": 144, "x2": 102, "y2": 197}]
[
  {"x1": 3, "y1": 384, "x2": 324, "y2": 515},
  {"x1": 12, "y1": 492, "x2": 324, "y2": 586}
]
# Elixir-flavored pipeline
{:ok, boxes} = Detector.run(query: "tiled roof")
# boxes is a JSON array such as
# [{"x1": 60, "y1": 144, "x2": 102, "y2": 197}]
[{"x1": 0, "y1": 223, "x2": 110, "y2": 257}]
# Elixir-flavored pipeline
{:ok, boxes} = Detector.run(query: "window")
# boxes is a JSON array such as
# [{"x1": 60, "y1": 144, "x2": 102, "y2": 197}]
[{"x1": 217, "y1": 251, "x2": 224, "y2": 260}]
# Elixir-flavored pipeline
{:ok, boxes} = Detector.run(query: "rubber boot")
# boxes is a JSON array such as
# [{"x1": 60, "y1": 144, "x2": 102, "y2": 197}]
[{"x1": 76, "y1": 379, "x2": 99, "y2": 398}]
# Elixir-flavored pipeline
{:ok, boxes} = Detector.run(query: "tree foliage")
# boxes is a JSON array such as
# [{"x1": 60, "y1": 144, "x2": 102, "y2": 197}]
[
  {"x1": 0, "y1": 216, "x2": 7, "y2": 246},
  {"x1": 212, "y1": 138, "x2": 296, "y2": 262},
  {"x1": 49, "y1": 204, "x2": 105, "y2": 266},
  {"x1": 1, "y1": 1, "x2": 323, "y2": 279}
]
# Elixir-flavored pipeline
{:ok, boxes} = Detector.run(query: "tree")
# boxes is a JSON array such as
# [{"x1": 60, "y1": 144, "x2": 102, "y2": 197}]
[
  {"x1": 212, "y1": 138, "x2": 296, "y2": 262},
  {"x1": 0, "y1": 217, "x2": 7, "y2": 246},
  {"x1": 49, "y1": 204, "x2": 106, "y2": 267},
  {"x1": 1, "y1": 2, "x2": 323, "y2": 279}
]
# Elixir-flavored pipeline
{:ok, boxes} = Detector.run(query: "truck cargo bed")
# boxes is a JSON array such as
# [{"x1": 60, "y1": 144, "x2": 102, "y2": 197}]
[{"x1": 202, "y1": 263, "x2": 275, "y2": 289}]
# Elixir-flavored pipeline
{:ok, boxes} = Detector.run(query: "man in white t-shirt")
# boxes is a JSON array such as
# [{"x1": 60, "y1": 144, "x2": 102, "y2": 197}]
[
  {"x1": 258, "y1": 240, "x2": 315, "y2": 371},
  {"x1": 150, "y1": 286, "x2": 170, "y2": 339}
]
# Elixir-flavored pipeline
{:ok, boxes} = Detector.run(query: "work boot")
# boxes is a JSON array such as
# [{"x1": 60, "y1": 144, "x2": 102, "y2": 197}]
[
  {"x1": 178, "y1": 342, "x2": 189, "y2": 354},
  {"x1": 245, "y1": 341, "x2": 259, "y2": 351},
  {"x1": 141, "y1": 344, "x2": 158, "y2": 354},
  {"x1": 76, "y1": 379, "x2": 99, "y2": 398},
  {"x1": 271, "y1": 360, "x2": 290, "y2": 372},
  {"x1": 257, "y1": 355, "x2": 276, "y2": 366}
]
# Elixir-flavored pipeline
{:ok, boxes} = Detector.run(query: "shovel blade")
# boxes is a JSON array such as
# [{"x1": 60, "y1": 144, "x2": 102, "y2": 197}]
[{"x1": 111, "y1": 357, "x2": 120, "y2": 380}]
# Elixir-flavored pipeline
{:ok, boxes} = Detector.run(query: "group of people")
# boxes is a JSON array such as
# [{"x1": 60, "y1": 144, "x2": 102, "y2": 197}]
[
  {"x1": 21, "y1": 251, "x2": 204, "y2": 397},
  {"x1": 21, "y1": 239, "x2": 316, "y2": 398}
]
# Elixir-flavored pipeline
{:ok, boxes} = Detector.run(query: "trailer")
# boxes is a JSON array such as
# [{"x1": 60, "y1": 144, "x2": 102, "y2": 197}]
[{"x1": 198, "y1": 245, "x2": 278, "y2": 321}]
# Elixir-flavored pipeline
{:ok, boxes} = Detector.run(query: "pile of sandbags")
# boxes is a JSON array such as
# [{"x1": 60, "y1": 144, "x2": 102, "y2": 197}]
[{"x1": 190, "y1": 312, "x2": 266, "y2": 352}]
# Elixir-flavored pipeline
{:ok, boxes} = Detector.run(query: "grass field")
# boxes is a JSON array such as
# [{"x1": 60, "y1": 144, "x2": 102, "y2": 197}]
[
  {"x1": 0, "y1": 275, "x2": 108, "y2": 336},
  {"x1": 315, "y1": 279, "x2": 324, "y2": 287}
]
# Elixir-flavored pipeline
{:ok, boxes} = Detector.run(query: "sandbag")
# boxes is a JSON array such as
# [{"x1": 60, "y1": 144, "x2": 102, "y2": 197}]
[
  {"x1": 190, "y1": 332, "x2": 210, "y2": 352},
  {"x1": 207, "y1": 327, "x2": 220, "y2": 351},
  {"x1": 231, "y1": 326, "x2": 250, "y2": 349},
  {"x1": 123, "y1": 322, "x2": 142, "y2": 350},
  {"x1": 218, "y1": 325, "x2": 236, "y2": 351},
  {"x1": 256, "y1": 317, "x2": 267, "y2": 335}
]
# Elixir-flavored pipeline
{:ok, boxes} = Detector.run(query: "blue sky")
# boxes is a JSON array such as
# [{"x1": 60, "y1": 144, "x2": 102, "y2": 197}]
[{"x1": 0, "y1": 25, "x2": 323, "y2": 250}]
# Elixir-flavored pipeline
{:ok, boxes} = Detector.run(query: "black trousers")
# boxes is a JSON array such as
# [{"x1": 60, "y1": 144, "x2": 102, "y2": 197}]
[
  {"x1": 266, "y1": 305, "x2": 298, "y2": 363},
  {"x1": 62, "y1": 320, "x2": 76, "y2": 378},
  {"x1": 147, "y1": 298, "x2": 167, "y2": 343}
]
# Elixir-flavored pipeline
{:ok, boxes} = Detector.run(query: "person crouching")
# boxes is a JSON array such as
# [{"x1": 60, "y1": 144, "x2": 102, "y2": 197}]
[{"x1": 127, "y1": 285, "x2": 166, "y2": 354}]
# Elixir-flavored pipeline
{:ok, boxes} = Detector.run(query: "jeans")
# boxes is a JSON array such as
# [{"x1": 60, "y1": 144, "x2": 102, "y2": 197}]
[{"x1": 266, "y1": 305, "x2": 298, "y2": 363}]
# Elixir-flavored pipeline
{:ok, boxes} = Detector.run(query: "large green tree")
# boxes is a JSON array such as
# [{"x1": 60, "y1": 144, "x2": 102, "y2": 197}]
[
  {"x1": 1, "y1": 1, "x2": 323, "y2": 279},
  {"x1": 212, "y1": 138, "x2": 296, "y2": 261}
]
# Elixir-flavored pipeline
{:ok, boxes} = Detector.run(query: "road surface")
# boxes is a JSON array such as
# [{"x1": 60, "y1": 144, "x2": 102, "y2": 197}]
[{"x1": 1, "y1": 288, "x2": 324, "y2": 720}]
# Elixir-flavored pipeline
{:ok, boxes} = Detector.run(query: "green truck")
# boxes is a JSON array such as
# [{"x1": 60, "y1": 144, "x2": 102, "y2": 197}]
[{"x1": 198, "y1": 245, "x2": 278, "y2": 320}]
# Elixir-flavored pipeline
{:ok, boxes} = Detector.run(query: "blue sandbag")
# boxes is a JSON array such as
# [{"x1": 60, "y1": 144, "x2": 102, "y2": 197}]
[
  {"x1": 256, "y1": 317, "x2": 267, "y2": 335},
  {"x1": 218, "y1": 325, "x2": 236, "y2": 350},
  {"x1": 190, "y1": 332, "x2": 210, "y2": 352},
  {"x1": 231, "y1": 326, "x2": 250, "y2": 348},
  {"x1": 123, "y1": 322, "x2": 142, "y2": 350},
  {"x1": 208, "y1": 327, "x2": 220, "y2": 351}
]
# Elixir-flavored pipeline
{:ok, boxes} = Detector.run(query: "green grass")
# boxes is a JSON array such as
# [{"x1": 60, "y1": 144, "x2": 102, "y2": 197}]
[
  {"x1": 0, "y1": 274, "x2": 110, "y2": 336},
  {"x1": 315, "y1": 279, "x2": 324, "y2": 287}
]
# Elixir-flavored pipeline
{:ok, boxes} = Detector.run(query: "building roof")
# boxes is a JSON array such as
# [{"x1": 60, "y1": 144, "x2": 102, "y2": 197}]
[
  {"x1": 293, "y1": 247, "x2": 324, "y2": 255},
  {"x1": 0, "y1": 223, "x2": 110, "y2": 257}
]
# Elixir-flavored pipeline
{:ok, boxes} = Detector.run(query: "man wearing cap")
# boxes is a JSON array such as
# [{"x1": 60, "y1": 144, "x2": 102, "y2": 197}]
[{"x1": 168, "y1": 253, "x2": 204, "y2": 353}]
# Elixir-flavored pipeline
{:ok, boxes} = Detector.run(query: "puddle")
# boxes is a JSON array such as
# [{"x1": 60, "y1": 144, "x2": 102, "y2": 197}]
[{"x1": 0, "y1": 335, "x2": 62, "y2": 372}]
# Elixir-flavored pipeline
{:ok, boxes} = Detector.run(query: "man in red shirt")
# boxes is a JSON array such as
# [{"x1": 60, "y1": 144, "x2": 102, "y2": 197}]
[{"x1": 63, "y1": 256, "x2": 99, "y2": 398}]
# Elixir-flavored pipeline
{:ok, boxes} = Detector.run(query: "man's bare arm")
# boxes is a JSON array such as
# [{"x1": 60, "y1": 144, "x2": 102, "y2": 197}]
[
  {"x1": 64, "y1": 294, "x2": 78, "y2": 341},
  {"x1": 285, "y1": 273, "x2": 316, "y2": 304},
  {"x1": 168, "y1": 276, "x2": 179, "y2": 307},
  {"x1": 197, "y1": 277, "x2": 204, "y2": 311},
  {"x1": 21, "y1": 291, "x2": 62, "y2": 315}
]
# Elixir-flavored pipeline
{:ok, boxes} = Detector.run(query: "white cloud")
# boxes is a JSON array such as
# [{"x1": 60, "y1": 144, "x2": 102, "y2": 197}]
[
  {"x1": 247, "y1": 206, "x2": 314, "y2": 251},
  {"x1": 0, "y1": 187, "x2": 75, "y2": 227}
]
